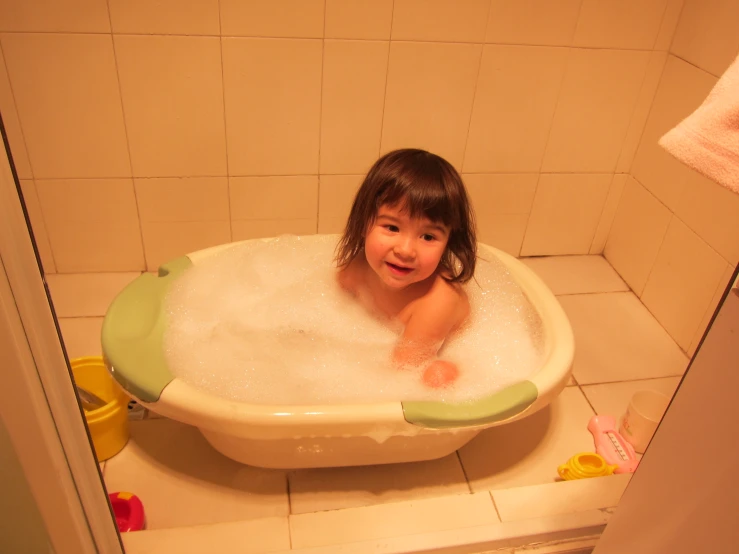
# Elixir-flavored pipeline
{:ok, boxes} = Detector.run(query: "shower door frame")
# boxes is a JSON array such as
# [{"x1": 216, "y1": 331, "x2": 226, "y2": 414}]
[{"x1": 0, "y1": 135, "x2": 123, "y2": 553}]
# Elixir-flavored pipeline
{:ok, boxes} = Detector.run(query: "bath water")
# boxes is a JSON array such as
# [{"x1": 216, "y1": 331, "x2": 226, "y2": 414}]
[{"x1": 163, "y1": 235, "x2": 544, "y2": 405}]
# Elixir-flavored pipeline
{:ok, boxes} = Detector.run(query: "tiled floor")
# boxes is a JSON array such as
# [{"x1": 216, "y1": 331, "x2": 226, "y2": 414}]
[{"x1": 50, "y1": 255, "x2": 690, "y2": 551}]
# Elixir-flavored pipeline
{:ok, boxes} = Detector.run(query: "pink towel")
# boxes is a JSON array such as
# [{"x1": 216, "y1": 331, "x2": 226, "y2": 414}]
[{"x1": 658, "y1": 53, "x2": 739, "y2": 195}]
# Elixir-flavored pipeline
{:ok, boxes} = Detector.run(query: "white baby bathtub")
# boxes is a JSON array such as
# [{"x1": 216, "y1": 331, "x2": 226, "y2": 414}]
[{"x1": 102, "y1": 235, "x2": 574, "y2": 469}]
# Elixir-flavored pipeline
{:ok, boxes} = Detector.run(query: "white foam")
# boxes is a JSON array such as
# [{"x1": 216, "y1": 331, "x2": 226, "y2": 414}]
[{"x1": 163, "y1": 235, "x2": 544, "y2": 405}]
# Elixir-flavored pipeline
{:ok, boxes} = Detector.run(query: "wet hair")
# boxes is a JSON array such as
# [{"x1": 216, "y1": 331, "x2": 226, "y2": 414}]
[{"x1": 335, "y1": 148, "x2": 476, "y2": 283}]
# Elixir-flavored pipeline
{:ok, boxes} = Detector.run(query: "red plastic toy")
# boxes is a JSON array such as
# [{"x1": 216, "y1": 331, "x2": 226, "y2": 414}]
[{"x1": 108, "y1": 492, "x2": 145, "y2": 532}]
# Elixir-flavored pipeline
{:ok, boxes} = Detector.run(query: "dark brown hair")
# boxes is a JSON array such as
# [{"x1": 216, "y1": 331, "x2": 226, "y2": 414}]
[{"x1": 335, "y1": 149, "x2": 476, "y2": 283}]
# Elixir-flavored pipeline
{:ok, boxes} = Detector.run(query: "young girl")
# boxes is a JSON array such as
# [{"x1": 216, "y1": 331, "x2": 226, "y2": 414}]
[{"x1": 335, "y1": 149, "x2": 477, "y2": 389}]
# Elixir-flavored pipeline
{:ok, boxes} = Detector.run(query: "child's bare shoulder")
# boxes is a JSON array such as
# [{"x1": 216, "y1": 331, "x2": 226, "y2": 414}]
[{"x1": 410, "y1": 275, "x2": 469, "y2": 330}]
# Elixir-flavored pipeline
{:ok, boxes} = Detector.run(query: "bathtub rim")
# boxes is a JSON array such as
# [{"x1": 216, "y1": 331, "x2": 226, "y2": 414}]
[{"x1": 102, "y1": 234, "x2": 573, "y2": 433}]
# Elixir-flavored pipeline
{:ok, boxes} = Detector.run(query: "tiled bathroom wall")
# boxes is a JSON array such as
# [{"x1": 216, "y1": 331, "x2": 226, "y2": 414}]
[
  {"x1": 1, "y1": 0, "x2": 683, "y2": 273},
  {"x1": 604, "y1": 0, "x2": 739, "y2": 356}
]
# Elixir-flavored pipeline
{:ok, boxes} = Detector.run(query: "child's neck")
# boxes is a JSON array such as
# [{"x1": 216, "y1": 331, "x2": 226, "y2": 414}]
[{"x1": 365, "y1": 264, "x2": 435, "y2": 318}]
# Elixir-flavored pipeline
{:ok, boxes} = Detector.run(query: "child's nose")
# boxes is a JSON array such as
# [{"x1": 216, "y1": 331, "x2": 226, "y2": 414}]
[{"x1": 394, "y1": 237, "x2": 416, "y2": 259}]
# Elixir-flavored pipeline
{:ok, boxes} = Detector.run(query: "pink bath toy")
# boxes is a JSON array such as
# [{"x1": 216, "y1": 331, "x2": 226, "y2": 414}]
[{"x1": 587, "y1": 415, "x2": 639, "y2": 474}]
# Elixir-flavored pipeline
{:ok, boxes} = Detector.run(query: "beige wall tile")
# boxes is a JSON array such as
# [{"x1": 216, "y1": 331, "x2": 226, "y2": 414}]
[
  {"x1": 108, "y1": 0, "x2": 220, "y2": 35},
  {"x1": 573, "y1": 0, "x2": 668, "y2": 49},
  {"x1": 232, "y1": 219, "x2": 316, "y2": 240},
  {"x1": 521, "y1": 173, "x2": 611, "y2": 256},
  {"x1": 464, "y1": 173, "x2": 537, "y2": 215},
  {"x1": 46, "y1": 273, "x2": 140, "y2": 317},
  {"x1": 1, "y1": 34, "x2": 130, "y2": 179},
  {"x1": 289, "y1": 454, "x2": 468, "y2": 514},
  {"x1": 688, "y1": 263, "x2": 734, "y2": 357},
  {"x1": 493, "y1": 474, "x2": 631, "y2": 522},
  {"x1": 18, "y1": 179, "x2": 56, "y2": 273},
  {"x1": 36, "y1": 179, "x2": 144, "y2": 272},
  {"x1": 654, "y1": 0, "x2": 685, "y2": 51},
  {"x1": 641, "y1": 217, "x2": 729, "y2": 350},
  {"x1": 220, "y1": 0, "x2": 324, "y2": 38},
  {"x1": 223, "y1": 38, "x2": 322, "y2": 175},
  {"x1": 541, "y1": 49, "x2": 650, "y2": 173},
  {"x1": 392, "y1": 0, "x2": 490, "y2": 43},
  {"x1": 320, "y1": 40, "x2": 388, "y2": 175},
  {"x1": 0, "y1": 46, "x2": 32, "y2": 179},
  {"x1": 381, "y1": 42, "x2": 481, "y2": 169},
  {"x1": 0, "y1": 0, "x2": 110, "y2": 32},
  {"x1": 142, "y1": 221, "x2": 230, "y2": 270},
  {"x1": 464, "y1": 46, "x2": 567, "y2": 173},
  {"x1": 135, "y1": 177, "x2": 229, "y2": 222},
  {"x1": 290, "y1": 493, "x2": 497, "y2": 550},
  {"x1": 318, "y1": 175, "x2": 361, "y2": 227},
  {"x1": 477, "y1": 214, "x2": 528, "y2": 257},
  {"x1": 122, "y1": 517, "x2": 290, "y2": 554},
  {"x1": 616, "y1": 51, "x2": 667, "y2": 173},
  {"x1": 673, "y1": 172, "x2": 739, "y2": 266},
  {"x1": 631, "y1": 56, "x2": 717, "y2": 212},
  {"x1": 590, "y1": 174, "x2": 626, "y2": 255},
  {"x1": 318, "y1": 217, "x2": 345, "y2": 234},
  {"x1": 230, "y1": 176, "x2": 318, "y2": 220},
  {"x1": 670, "y1": 0, "x2": 739, "y2": 76},
  {"x1": 465, "y1": 174, "x2": 537, "y2": 257},
  {"x1": 486, "y1": 0, "x2": 581, "y2": 46},
  {"x1": 325, "y1": 0, "x2": 393, "y2": 40},
  {"x1": 604, "y1": 177, "x2": 671, "y2": 295},
  {"x1": 115, "y1": 35, "x2": 226, "y2": 177}
]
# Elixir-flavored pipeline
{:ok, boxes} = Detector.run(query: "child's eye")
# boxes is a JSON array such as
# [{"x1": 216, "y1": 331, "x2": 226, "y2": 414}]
[
  {"x1": 385, "y1": 225, "x2": 399, "y2": 232},
  {"x1": 422, "y1": 234, "x2": 436, "y2": 242}
]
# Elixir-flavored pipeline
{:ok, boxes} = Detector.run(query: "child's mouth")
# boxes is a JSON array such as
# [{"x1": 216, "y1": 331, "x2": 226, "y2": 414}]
[{"x1": 386, "y1": 262, "x2": 413, "y2": 275}]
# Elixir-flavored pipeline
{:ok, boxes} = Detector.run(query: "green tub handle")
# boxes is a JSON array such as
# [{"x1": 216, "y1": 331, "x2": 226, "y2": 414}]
[{"x1": 101, "y1": 256, "x2": 192, "y2": 403}]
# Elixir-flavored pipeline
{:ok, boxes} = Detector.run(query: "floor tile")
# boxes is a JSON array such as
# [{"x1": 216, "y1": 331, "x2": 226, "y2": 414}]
[
  {"x1": 122, "y1": 516, "x2": 290, "y2": 554},
  {"x1": 580, "y1": 377, "x2": 682, "y2": 420},
  {"x1": 288, "y1": 453, "x2": 469, "y2": 514},
  {"x1": 559, "y1": 292, "x2": 689, "y2": 385},
  {"x1": 103, "y1": 419, "x2": 288, "y2": 529},
  {"x1": 458, "y1": 387, "x2": 595, "y2": 492},
  {"x1": 492, "y1": 473, "x2": 631, "y2": 522},
  {"x1": 289, "y1": 492, "x2": 497, "y2": 550},
  {"x1": 521, "y1": 255, "x2": 629, "y2": 296},
  {"x1": 58, "y1": 317, "x2": 104, "y2": 358}
]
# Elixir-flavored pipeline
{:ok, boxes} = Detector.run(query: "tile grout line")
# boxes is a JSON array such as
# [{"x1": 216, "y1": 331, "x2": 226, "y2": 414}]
[
  {"x1": 455, "y1": 450, "x2": 473, "y2": 495},
  {"x1": 315, "y1": 0, "x2": 327, "y2": 234},
  {"x1": 377, "y1": 0, "x2": 395, "y2": 157},
  {"x1": 458, "y1": 0, "x2": 492, "y2": 172},
  {"x1": 286, "y1": 472, "x2": 293, "y2": 549},
  {"x1": 488, "y1": 490, "x2": 503, "y2": 523},
  {"x1": 217, "y1": 0, "x2": 233, "y2": 241},
  {"x1": 105, "y1": 0, "x2": 148, "y2": 272}
]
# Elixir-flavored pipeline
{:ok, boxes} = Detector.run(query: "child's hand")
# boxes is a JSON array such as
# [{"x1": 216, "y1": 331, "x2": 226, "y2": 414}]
[{"x1": 422, "y1": 360, "x2": 459, "y2": 389}]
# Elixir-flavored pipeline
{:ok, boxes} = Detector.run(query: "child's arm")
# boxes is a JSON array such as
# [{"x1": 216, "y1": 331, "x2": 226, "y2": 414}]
[{"x1": 393, "y1": 282, "x2": 469, "y2": 388}]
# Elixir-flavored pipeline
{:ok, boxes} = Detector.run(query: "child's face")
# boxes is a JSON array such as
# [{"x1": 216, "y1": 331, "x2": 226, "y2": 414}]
[{"x1": 364, "y1": 204, "x2": 450, "y2": 290}]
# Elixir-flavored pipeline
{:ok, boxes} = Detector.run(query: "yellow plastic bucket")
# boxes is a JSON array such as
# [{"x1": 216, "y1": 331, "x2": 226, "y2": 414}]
[{"x1": 71, "y1": 356, "x2": 130, "y2": 461}]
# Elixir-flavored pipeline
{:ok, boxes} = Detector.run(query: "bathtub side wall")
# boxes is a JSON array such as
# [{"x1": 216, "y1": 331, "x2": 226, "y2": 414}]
[{"x1": 0, "y1": 0, "x2": 683, "y2": 273}]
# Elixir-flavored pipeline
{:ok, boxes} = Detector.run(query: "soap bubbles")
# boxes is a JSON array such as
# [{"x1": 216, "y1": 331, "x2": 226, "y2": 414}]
[{"x1": 163, "y1": 235, "x2": 543, "y2": 405}]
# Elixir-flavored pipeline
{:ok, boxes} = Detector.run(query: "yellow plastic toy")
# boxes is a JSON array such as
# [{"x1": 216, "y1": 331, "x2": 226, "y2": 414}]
[{"x1": 557, "y1": 452, "x2": 617, "y2": 480}]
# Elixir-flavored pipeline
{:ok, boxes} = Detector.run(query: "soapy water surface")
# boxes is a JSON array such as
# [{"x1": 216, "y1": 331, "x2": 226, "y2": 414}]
[{"x1": 164, "y1": 235, "x2": 544, "y2": 405}]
